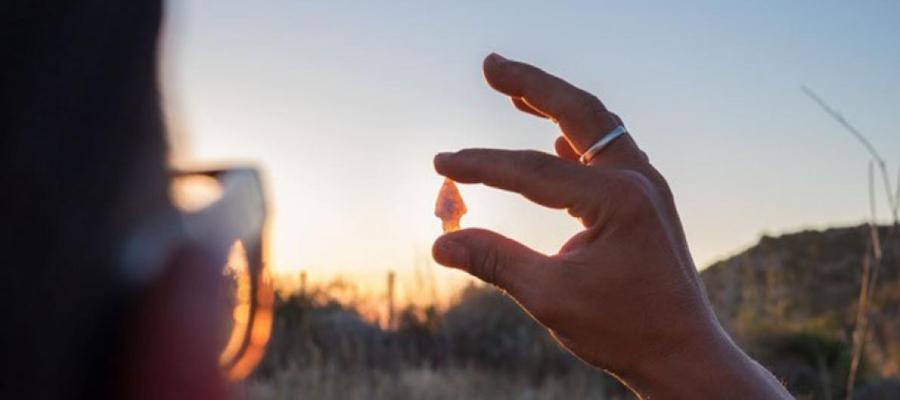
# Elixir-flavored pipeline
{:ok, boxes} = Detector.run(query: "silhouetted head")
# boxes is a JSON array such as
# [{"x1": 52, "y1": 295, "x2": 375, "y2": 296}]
[{"x1": 2, "y1": 2, "x2": 225, "y2": 399}]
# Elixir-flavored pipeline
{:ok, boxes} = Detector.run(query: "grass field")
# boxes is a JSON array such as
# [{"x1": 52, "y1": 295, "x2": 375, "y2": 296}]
[{"x1": 242, "y1": 364, "x2": 618, "y2": 400}]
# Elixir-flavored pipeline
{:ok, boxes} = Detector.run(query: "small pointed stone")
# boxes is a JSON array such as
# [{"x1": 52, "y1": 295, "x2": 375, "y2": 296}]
[{"x1": 435, "y1": 178, "x2": 467, "y2": 233}]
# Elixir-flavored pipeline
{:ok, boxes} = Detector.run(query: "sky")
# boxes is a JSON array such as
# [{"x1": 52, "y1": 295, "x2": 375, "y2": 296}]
[{"x1": 161, "y1": 1, "x2": 900, "y2": 298}]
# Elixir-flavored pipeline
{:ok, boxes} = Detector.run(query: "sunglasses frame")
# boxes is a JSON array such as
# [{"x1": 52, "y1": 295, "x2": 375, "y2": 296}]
[{"x1": 169, "y1": 167, "x2": 274, "y2": 381}]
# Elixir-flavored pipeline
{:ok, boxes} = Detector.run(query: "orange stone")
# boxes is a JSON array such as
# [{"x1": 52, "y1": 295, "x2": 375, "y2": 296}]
[{"x1": 435, "y1": 178, "x2": 467, "y2": 233}]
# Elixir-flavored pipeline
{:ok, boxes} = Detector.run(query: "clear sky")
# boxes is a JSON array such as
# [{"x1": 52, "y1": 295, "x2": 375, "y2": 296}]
[{"x1": 161, "y1": 1, "x2": 900, "y2": 297}]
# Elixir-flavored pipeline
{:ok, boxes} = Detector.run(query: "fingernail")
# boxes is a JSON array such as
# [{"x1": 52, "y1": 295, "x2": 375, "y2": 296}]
[
  {"x1": 435, "y1": 152, "x2": 454, "y2": 161},
  {"x1": 486, "y1": 52, "x2": 508, "y2": 65},
  {"x1": 434, "y1": 237, "x2": 468, "y2": 267},
  {"x1": 434, "y1": 152, "x2": 454, "y2": 169}
]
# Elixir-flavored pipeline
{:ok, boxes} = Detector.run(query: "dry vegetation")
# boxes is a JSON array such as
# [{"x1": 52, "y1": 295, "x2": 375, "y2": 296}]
[
  {"x1": 241, "y1": 224, "x2": 900, "y2": 399},
  {"x1": 241, "y1": 365, "x2": 612, "y2": 400},
  {"x1": 240, "y1": 283, "x2": 627, "y2": 400}
]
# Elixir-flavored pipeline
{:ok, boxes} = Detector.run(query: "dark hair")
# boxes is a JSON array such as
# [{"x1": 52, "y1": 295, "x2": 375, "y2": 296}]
[{"x1": 1, "y1": 1, "x2": 168, "y2": 398}]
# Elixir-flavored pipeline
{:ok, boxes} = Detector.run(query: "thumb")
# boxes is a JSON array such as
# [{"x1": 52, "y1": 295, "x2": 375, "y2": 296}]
[{"x1": 433, "y1": 228, "x2": 553, "y2": 303}]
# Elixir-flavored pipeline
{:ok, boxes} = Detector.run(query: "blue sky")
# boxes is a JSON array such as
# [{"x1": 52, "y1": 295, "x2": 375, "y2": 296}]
[{"x1": 162, "y1": 1, "x2": 900, "y2": 292}]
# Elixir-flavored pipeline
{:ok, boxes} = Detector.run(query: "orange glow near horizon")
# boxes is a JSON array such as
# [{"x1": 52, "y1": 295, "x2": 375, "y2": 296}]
[
  {"x1": 219, "y1": 240, "x2": 252, "y2": 369},
  {"x1": 269, "y1": 267, "x2": 477, "y2": 321},
  {"x1": 226, "y1": 259, "x2": 274, "y2": 381}
]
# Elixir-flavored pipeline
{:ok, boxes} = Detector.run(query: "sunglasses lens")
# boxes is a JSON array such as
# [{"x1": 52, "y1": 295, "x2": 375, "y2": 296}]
[
  {"x1": 170, "y1": 174, "x2": 224, "y2": 213},
  {"x1": 169, "y1": 170, "x2": 274, "y2": 381}
]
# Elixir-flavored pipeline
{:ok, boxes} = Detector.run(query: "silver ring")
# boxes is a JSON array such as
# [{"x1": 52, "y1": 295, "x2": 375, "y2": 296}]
[{"x1": 579, "y1": 125, "x2": 627, "y2": 164}]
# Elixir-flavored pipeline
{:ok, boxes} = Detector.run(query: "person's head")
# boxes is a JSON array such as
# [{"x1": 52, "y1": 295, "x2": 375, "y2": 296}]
[{"x1": 2, "y1": 2, "x2": 238, "y2": 398}]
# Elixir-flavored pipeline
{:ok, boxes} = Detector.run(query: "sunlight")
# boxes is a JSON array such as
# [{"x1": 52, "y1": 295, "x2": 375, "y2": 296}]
[
  {"x1": 218, "y1": 240, "x2": 252, "y2": 370},
  {"x1": 227, "y1": 268, "x2": 274, "y2": 381},
  {"x1": 225, "y1": 229, "x2": 275, "y2": 381},
  {"x1": 170, "y1": 173, "x2": 224, "y2": 213}
]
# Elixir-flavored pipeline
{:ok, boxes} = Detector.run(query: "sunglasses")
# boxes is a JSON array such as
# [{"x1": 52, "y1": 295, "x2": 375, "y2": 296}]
[{"x1": 164, "y1": 167, "x2": 274, "y2": 381}]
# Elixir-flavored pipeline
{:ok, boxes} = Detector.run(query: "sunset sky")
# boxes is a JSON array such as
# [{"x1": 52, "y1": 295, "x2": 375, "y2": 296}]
[{"x1": 161, "y1": 1, "x2": 900, "y2": 297}]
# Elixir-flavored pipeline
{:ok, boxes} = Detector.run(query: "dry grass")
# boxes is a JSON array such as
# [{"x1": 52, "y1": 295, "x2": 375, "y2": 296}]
[{"x1": 240, "y1": 364, "x2": 616, "y2": 400}]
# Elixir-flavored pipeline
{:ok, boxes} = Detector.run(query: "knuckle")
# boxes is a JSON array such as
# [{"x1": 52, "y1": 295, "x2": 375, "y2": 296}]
[
  {"x1": 561, "y1": 92, "x2": 604, "y2": 122},
  {"x1": 655, "y1": 179, "x2": 675, "y2": 206},
  {"x1": 519, "y1": 151, "x2": 557, "y2": 179},
  {"x1": 577, "y1": 92, "x2": 605, "y2": 115},
  {"x1": 616, "y1": 173, "x2": 645, "y2": 198},
  {"x1": 645, "y1": 168, "x2": 675, "y2": 203},
  {"x1": 568, "y1": 172, "x2": 607, "y2": 220},
  {"x1": 563, "y1": 167, "x2": 669, "y2": 228},
  {"x1": 609, "y1": 111, "x2": 623, "y2": 125},
  {"x1": 558, "y1": 169, "x2": 615, "y2": 224},
  {"x1": 611, "y1": 172, "x2": 656, "y2": 221}
]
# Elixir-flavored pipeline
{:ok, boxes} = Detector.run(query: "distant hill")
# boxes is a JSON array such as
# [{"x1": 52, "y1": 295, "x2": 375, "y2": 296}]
[{"x1": 700, "y1": 225, "x2": 900, "y2": 398}]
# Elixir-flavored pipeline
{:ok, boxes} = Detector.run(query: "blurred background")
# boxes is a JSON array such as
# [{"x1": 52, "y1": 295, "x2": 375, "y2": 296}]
[{"x1": 160, "y1": 1, "x2": 899, "y2": 399}]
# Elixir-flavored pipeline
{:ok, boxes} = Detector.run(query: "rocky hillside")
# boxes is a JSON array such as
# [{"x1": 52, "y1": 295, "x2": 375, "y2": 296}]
[{"x1": 700, "y1": 225, "x2": 900, "y2": 397}]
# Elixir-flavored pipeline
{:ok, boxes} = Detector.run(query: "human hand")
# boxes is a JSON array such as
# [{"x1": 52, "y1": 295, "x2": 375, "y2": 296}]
[{"x1": 432, "y1": 53, "x2": 791, "y2": 399}]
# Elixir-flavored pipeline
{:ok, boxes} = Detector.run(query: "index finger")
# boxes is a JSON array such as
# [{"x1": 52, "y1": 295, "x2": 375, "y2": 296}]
[{"x1": 434, "y1": 149, "x2": 606, "y2": 214}]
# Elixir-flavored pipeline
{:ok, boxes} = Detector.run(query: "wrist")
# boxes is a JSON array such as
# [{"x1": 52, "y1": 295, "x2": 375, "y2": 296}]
[{"x1": 622, "y1": 327, "x2": 792, "y2": 400}]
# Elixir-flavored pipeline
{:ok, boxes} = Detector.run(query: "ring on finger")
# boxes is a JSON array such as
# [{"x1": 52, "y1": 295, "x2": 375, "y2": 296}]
[{"x1": 579, "y1": 125, "x2": 628, "y2": 165}]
